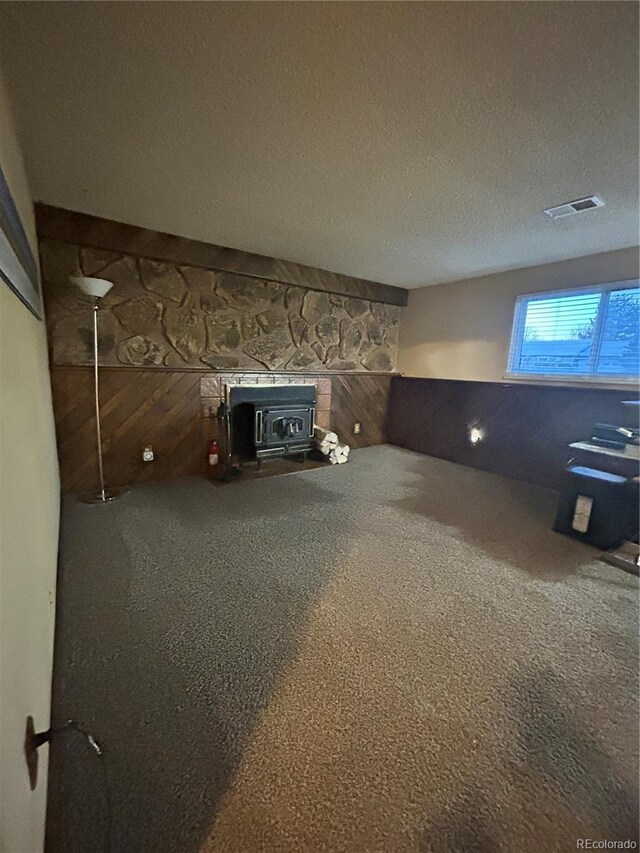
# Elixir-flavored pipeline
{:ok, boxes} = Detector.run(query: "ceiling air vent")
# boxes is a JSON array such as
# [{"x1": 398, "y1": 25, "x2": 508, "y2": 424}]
[{"x1": 544, "y1": 195, "x2": 605, "y2": 219}]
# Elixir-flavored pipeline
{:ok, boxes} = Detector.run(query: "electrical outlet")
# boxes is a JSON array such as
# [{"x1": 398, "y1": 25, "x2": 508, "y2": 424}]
[
  {"x1": 353, "y1": 422, "x2": 361, "y2": 434},
  {"x1": 143, "y1": 446, "x2": 154, "y2": 462}
]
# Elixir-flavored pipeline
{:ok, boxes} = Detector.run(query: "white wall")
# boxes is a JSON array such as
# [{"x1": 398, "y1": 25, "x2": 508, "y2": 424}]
[
  {"x1": 0, "y1": 71, "x2": 60, "y2": 852},
  {"x1": 397, "y1": 248, "x2": 640, "y2": 382}
]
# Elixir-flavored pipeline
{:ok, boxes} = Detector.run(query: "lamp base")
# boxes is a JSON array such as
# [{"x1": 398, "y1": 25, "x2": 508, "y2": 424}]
[{"x1": 79, "y1": 488, "x2": 129, "y2": 505}]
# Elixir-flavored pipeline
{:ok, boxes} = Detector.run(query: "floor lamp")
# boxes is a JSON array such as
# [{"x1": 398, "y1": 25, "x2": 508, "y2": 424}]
[{"x1": 71, "y1": 276, "x2": 126, "y2": 504}]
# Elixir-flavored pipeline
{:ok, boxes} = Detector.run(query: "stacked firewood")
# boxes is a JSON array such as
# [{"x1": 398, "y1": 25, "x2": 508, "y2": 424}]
[{"x1": 314, "y1": 427, "x2": 351, "y2": 465}]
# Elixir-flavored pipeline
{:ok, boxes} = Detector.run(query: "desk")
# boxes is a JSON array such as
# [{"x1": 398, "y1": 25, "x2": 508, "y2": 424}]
[
  {"x1": 568, "y1": 442, "x2": 639, "y2": 480},
  {"x1": 566, "y1": 442, "x2": 639, "y2": 547}
]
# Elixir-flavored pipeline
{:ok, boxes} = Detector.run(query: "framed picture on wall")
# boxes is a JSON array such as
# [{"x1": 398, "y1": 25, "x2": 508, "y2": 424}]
[{"x1": 0, "y1": 163, "x2": 41, "y2": 319}]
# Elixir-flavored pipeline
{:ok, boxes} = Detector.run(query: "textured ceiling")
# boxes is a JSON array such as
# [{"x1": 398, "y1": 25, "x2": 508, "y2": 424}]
[{"x1": 0, "y1": 2, "x2": 637, "y2": 288}]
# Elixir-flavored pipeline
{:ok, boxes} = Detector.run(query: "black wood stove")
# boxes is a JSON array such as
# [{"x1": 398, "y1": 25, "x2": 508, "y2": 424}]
[{"x1": 228, "y1": 384, "x2": 316, "y2": 463}]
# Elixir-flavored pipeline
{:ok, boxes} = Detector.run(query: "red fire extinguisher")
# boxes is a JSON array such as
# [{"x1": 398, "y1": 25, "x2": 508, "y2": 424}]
[{"x1": 208, "y1": 439, "x2": 220, "y2": 474}]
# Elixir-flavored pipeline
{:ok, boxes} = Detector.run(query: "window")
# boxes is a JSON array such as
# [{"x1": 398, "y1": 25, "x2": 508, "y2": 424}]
[{"x1": 507, "y1": 280, "x2": 640, "y2": 382}]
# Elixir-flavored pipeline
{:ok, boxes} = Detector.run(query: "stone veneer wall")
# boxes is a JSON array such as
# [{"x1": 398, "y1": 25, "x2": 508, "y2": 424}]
[{"x1": 40, "y1": 240, "x2": 401, "y2": 372}]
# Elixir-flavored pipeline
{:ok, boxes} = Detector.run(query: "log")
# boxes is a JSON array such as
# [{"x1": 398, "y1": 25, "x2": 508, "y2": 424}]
[{"x1": 329, "y1": 442, "x2": 350, "y2": 464}]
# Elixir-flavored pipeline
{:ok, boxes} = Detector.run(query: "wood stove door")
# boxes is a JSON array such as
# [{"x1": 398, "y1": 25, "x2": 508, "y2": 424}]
[{"x1": 230, "y1": 402, "x2": 256, "y2": 461}]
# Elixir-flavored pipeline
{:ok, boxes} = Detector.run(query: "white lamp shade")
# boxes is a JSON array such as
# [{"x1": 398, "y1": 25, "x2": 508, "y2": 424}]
[{"x1": 71, "y1": 276, "x2": 114, "y2": 298}]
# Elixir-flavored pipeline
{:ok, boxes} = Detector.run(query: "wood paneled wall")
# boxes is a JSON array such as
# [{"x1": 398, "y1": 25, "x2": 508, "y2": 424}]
[
  {"x1": 331, "y1": 373, "x2": 392, "y2": 448},
  {"x1": 51, "y1": 367, "x2": 393, "y2": 493},
  {"x1": 387, "y1": 376, "x2": 638, "y2": 490},
  {"x1": 51, "y1": 368, "x2": 204, "y2": 493}
]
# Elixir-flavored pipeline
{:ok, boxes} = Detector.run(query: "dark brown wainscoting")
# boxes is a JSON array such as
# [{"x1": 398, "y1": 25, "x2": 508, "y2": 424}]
[
  {"x1": 387, "y1": 376, "x2": 638, "y2": 490},
  {"x1": 51, "y1": 368, "x2": 393, "y2": 493},
  {"x1": 36, "y1": 204, "x2": 407, "y2": 307},
  {"x1": 51, "y1": 368, "x2": 205, "y2": 494},
  {"x1": 331, "y1": 373, "x2": 392, "y2": 448}
]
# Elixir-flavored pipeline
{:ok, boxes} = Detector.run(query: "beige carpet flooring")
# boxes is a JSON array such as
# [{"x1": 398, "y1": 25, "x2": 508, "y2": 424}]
[{"x1": 47, "y1": 446, "x2": 639, "y2": 852}]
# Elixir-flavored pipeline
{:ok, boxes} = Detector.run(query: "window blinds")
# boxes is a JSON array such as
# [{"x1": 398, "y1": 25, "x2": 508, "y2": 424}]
[{"x1": 508, "y1": 281, "x2": 640, "y2": 380}]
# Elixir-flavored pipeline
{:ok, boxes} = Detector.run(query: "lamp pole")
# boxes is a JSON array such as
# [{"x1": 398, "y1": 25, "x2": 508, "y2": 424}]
[
  {"x1": 71, "y1": 276, "x2": 127, "y2": 504},
  {"x1": 91, "y1": 297, "x2": 108, "y2": 501}
]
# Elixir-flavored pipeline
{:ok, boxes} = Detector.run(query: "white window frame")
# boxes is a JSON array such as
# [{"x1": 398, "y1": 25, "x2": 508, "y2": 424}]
[{"x1": 506, "y1": 278, "x2": 640, "y2": 386}]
